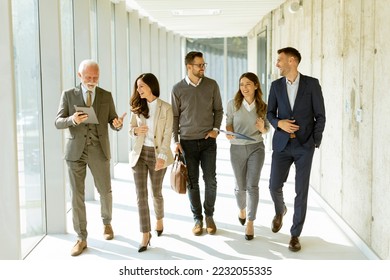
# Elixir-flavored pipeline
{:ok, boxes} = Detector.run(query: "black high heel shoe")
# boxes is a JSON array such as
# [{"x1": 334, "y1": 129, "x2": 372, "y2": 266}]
[
  {"x1": 245, "y1": 222, "x2": 254, "y2": 240},
  {"x1": 238, "y1": 209, "x2": 246, "y2": 226},
  {"x1": 138, "y1": 233, "x2": 152, "y2": 253},
  {"x1": 155, "y1": 219, "x2": 163, "y2": 236},
  {"x1": 245, "y1": 233, "x2": 254, "y2": 240},
  {"x1": 155, "y1": 228, "x2": 163, "y2": 237},
  {"x1": 238, "y1": 216, "x2": 246, "y2": 226}
]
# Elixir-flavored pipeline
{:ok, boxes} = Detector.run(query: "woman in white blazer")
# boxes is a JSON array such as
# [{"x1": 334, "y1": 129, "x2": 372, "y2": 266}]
[{"x1": 129, "y1": 73, "x2": 174, "y2": 252}]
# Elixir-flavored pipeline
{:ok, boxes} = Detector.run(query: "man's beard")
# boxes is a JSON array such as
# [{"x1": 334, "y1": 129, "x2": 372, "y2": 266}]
[
  {"x1": 194, "y1": 71, "x2": 204, "y2": 78},
  {"x1": 86, "y1": 83, "x2": 97, "y2": 90}
]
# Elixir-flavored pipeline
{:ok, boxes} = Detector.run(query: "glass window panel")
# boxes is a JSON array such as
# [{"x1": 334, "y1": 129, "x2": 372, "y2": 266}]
[
  {"x1": 60, "y1": 0, "x2": 75, "y2": 89},
  {"x1": 186, "y1": 38, "x2": 225, "y2": 98},
  {"x1": 111, "y1": 3, "x2": 120, "y2": 164},
  {"x1": 60, "y1": 0, "x2": 75, "y2": 211},
  {"x1": 257, "y1": 30, "x2": 268, "y2": 102},
  {"x1": 90, "y1": 0, "x2": 98, "y2": 61},
  {"x1": 227, "y1": 37, "x2": 248, "y2": 106},
  {"x1": 12, "y1": 0, "x2": 46, "y2": 258},
  {"x1": 186, "y1": 37, "x2": 248, "y2": 109}
]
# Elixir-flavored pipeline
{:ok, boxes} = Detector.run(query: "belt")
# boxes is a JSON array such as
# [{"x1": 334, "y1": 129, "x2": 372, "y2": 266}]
[{"x1": 290, "y1": 133, "x2": 296, "y2": 139}]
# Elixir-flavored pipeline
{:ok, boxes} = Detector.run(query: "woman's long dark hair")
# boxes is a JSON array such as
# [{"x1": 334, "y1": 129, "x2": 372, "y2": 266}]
[
  {"x1": 234, "y1": 72, "x2": 267, "y2": 118},
  {"x1": 130, "y1": 73, "x2": 160, "y2": 118}
]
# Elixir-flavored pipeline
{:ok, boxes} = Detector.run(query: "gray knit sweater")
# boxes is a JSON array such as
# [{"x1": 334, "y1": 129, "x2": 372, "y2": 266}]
[
  {"x1": 171, "y1": 77, "x2": 223, "y2": 141},
  {"x1": 226, "y1": 99, "x2": 270, "y2": 145}
]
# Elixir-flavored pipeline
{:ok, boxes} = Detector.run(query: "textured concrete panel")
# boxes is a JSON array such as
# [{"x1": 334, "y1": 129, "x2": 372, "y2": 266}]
[{"x1": 371, "y1": 0, "x2": 390, "y2": 260}]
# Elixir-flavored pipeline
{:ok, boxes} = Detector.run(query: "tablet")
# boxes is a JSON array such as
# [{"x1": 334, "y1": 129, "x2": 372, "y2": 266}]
[
  {"x1": 74, "y1": 105, "x2": 99, "y2": 124},
  {"x1": 219, "y1": 129, "x2": 256, "y2": 141}
]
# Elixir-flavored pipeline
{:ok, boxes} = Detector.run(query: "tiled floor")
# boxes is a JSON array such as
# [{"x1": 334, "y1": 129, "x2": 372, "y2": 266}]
[{"x1": 26, "y1": 137, "x2": 374, "y2": 261}]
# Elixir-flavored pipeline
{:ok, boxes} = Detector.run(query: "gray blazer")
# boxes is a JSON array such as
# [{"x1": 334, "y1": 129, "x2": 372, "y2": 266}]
[{"x1": 55, "y1": 84, "x2": 120, "y2": 161}]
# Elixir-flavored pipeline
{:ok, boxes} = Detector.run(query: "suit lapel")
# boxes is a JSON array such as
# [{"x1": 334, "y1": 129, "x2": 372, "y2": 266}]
[
  {"x1": 74, "y1": 85, "x2": 83, "y2": 99},
  {"x1": 73, "y1": 85, "x2": 86, "y2": 112},
  {"x1": 93, "y1": 87, "x2": 101, "y2": 116},
  {"x1": 153, "y1": 99, "x2": 162, "y2": 134},
  {"x1": 293, "y1": 74, "x2": 307, "y2": 113},
  {"x1": 278, "y1": 78, "x2": 292, "y2": 113}
]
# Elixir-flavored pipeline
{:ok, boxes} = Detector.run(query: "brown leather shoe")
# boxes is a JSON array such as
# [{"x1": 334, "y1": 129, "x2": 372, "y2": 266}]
[
  {"x1": 271, "y1": 205, "x2": 287, "y2": 233},
  {"x1": 103, "y1": 224, "x2": 114, "y2": 240},
  {"x1": 205, "y1": 216, "x2": 217, "y2": 235},
  {"x1": 70, "y1": 240, "x2": 87, "y2": 256},
  {"x1": 289, "y1": 236, "x2": 301, "y2": 252},
  {"x1": 192, "y1": 219, "x2": 203, "y2": 236}
]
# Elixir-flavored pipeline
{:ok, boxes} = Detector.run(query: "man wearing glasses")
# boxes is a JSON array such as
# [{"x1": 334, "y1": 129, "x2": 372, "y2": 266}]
[{"x1": 171, "y1": 51, "x2": 223, "y2": 236}]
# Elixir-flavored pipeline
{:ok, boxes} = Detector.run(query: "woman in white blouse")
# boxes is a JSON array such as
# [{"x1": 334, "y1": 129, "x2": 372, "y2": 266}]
[{"x1": 129, "y1": 73, "x2": 174, "y2": 252}]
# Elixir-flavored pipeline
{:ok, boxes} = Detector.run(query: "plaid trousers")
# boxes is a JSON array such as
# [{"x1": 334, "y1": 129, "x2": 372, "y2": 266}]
[{"x1": 132, "y1": 146, "x2": 167, "y2": 233}]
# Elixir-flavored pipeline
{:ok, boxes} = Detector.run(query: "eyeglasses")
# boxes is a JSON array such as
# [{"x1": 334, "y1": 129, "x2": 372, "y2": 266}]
[{"x1": 191, "y1": 63, "x2": 208, "y2": 69}]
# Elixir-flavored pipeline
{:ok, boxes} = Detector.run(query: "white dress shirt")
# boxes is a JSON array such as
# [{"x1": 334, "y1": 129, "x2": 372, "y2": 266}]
[
  {"x1": 286, "y1": 73, "x2": 300, "y2": 110},
  {"x1": 143, "y1": 98, "x2": 157, "y2": 147}
]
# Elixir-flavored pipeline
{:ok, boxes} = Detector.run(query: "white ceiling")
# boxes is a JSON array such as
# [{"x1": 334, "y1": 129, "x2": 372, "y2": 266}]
[{"x1": 125, "y1": 0, "x2": 286, "y2": 38}]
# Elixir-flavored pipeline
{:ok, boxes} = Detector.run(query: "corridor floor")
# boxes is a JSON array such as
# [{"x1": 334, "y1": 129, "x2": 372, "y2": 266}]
[{"x1": 26, "y1": 137, "x2": 373, "y2": 261}]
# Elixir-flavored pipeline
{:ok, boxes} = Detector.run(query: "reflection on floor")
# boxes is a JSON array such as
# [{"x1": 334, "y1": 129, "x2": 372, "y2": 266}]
[{"x1": 26, "y1": 137, "x2": 375, "y2": 260}]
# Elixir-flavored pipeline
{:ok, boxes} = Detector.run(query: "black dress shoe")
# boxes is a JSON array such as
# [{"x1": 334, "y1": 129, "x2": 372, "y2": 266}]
[
  {"x1": 138, "y1": 233, "x2": 152, "y2": 253},
  {"x1": 238, "y1": 216, "x2": 246, "y2": 226},
  {"x1": 288, "y1": 236, "x2": 301, "y2": 252},
  {"x1": 271, "y1": 205, "x2": 287, "y2": 233}
]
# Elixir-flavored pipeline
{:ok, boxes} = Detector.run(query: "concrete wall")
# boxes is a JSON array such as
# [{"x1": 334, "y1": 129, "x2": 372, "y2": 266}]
[{"x1": 248, "y1": 0, "x2": 390, "y2": 259}]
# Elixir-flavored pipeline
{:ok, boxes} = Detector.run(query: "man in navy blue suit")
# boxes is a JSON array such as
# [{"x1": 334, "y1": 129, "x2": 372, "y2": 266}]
[{"x1": 267, "y1": 47, "x2": 326, "y2": 252}]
